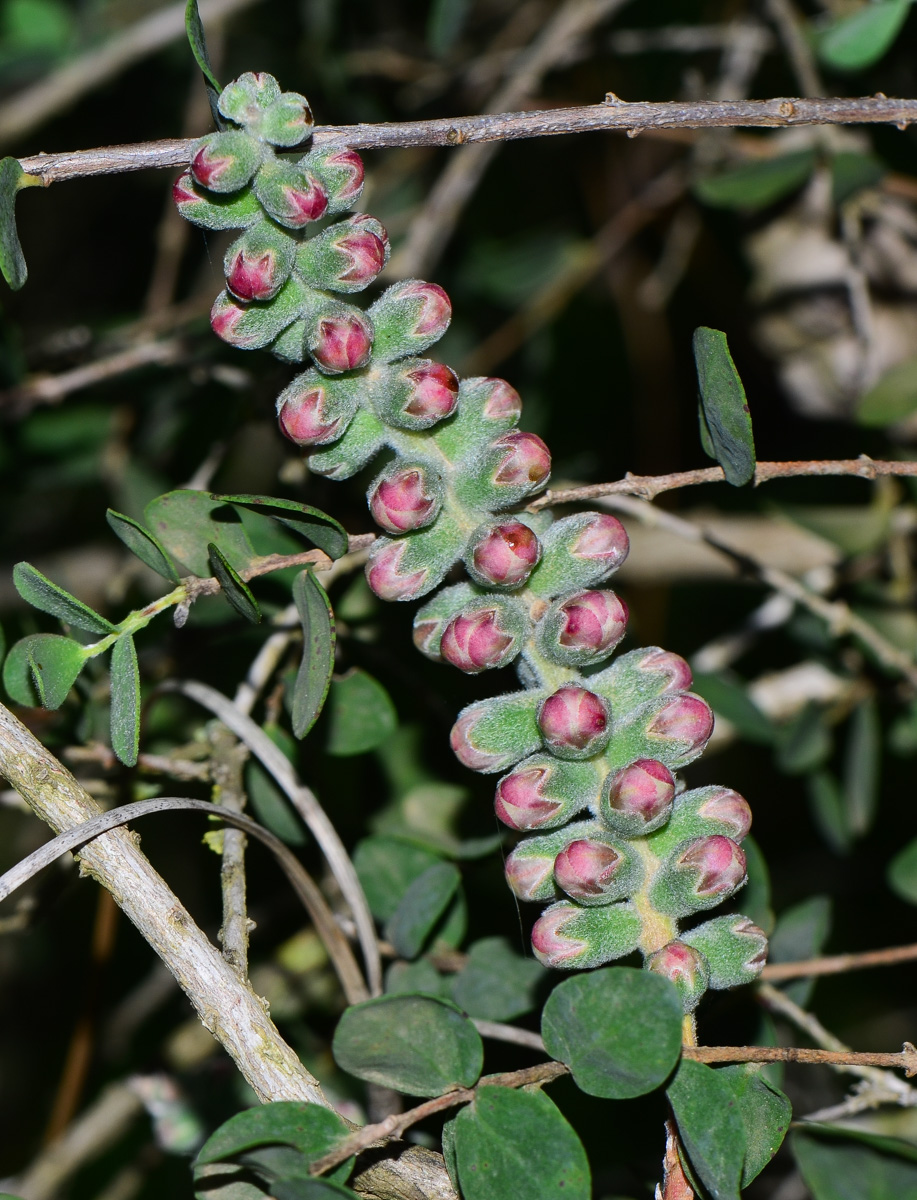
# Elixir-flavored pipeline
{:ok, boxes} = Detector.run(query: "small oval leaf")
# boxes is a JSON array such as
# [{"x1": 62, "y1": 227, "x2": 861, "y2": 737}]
[
  {"x1": 717, "y1": 1065, "x2": 791, "y2": 1186},
  {"x1": 693, "y1": 327, "x2": 756, "y2": 487},
  {"x1": 325, "y1": 669, "x2": 397, "y2": 756},
  {"x1": 13, "y1": 562, "x2": 117, "y2": 634},
  {"x1": 213, "y1": 494, "x2": 349, "y2": 560},
  {"x1": 145, "y1": 491, "x2": 256, "y2": 577},
  {"x1": 816, "y1": 0, "x2": 911, "y2": 72},
  {"x1": 694, "y1": 150, "x2": 816, "y2": 211},
  {"x1": 26, "y1": 634, "x2": 87, "y2": 709},
  {"x1": 385, "y1": 862, "x2": 461, "y2": 959},
  {"x1": 110, "y1": 634, "x2": 141, "y2": 767},
  {"x1": 333, "y1": 994, "x2": 483, "y2": 1096},
  {"x1": 541, "y1": 966, "x2": 683, "y2": 1099},
  {"x1": 208, "y1": 543, "x2": 261, "y2": 624},
  {"x1": 106, "y1": 510, "x2": 179, "y2": 581},
  {"x1": 667, "y1": 1059, "x2": 745, "y2": 1200},
  {"x1": 0, "y1": 157, "x2": 30, "y2": 291},
  {"x1": 291, "y1": 568, "x2": 335, "y2": 739}
]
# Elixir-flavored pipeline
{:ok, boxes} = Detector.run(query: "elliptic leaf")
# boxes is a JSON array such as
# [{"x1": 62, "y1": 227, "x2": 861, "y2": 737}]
[
  {"x1": 246, "y1": 760, "x2": 305, "y2": 846},
  {"x1": 0, "y1": 157, "x2": 30, "y2": 291},
  {"x1": 291, "y1": 569, "x2": 335, "y2": 739},
  {"x1": 145, "y1": 491, "x2": 256, "y2": 577},
  {"x1": 454, "y1": 1087, "x2": 590, "y2": 1200},
  {"x1": 843, "y1": 698, "x2": 880, "y2": 837},
  {"x1": 26, "y1": 634, "x2": 86, "y2": 709},
  {"x1": 831, "y1": 152, "x2": 886, "y2": 207},
  {"x1": 716, "y1": 1065, "x2": 791, "y2": 1185},
  {"x1": 325, "y1": 669, "x2": 397, "y2": 756},
  {"x1": 694, "y1": 150, "x2": 815, "y2": 211},
  {"x1": 110, "y1": 634, "x2": 141, "y2": 767},
  {"x1": 888, "y1": 837, "x2": 917, "y2": 905},
  {"x1": 13, "y1": 562, "x2": 116, "y2": 634},
  {"x1": 693, "y1": 327, "x2": 756, "y2": 487},
  {"x1": 541, "y1": 967, "x2": 683, "y2": 1099},
  {"x1": 450, "y1": 937, "x2": 545, "y2": 1022},
  {"x1": 857, "y1": 357, "x2": 917, "y2": 426},
  {"x1": 807, "y1": 770, "x2": 852, "y2": 854},
  {"x1": 441, "y1": 1116, "x2": 460, "y2": 1194},
  {"x1": 353, "y1": 836, "x2": 445, "y2": 922},
  {"x1": 769, "y1": 895, "x2": 831, "y2": 1006},
  {"x1": 332, "y1": 994, "x2": 483, "y2": 1096},
  {"x1": 106, "y1": 509, "x2": 179, "y2": 581},
  {"x1": 793, "y1": 1128, "x2": 917, "y2": 1199},
  {"x1": 185, "y1": 0, "x2": 222, "y2": 113},
  {"x1": 213, "y1": 494, "x2": 349, "y2": 560},
  {"x1": 666, "y1": 1060, "x2": 745, "y2": 1200},
  {"x1": 208, "y1": 543, "x2": 261, "y2": 624},
  {"x1": 816, "y1": 0, "x2": 911, "y2": 72},
  {"x1": 384, "y1": 862, "x2": 461, "y2": 960}
]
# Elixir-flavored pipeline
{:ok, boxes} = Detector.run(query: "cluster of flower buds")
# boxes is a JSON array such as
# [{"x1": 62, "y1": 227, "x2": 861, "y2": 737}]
[{"x1": 178, "y1": 73, "x2": 767, "y2": 1012}]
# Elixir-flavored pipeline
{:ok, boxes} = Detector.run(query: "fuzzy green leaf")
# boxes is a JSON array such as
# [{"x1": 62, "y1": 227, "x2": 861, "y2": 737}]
[
  {"x1": 385, "y1": 863, "x2": 461, "y2": 959},
  {"x1": 270, "y1": 1183, "x2": 357, "y2": 1199},
  {"x1": 291, "y1": 568, "x2": 335, "y2": 739},
  {"x1": 26, "y1": 634, "x2": 86, "y2": 709},
  {"x1": 454, "y1": 1088, "x2": 591, "y2": 1200},
  {"x1": 353, "y1": 837, "x2": 445, "y2": 922},
  {"x1": 325, "y1": 669, "x2": 397, "y2": 756},
  {"x1": 208, "y1": 543, "x2": 261, "y2": 624},
  {"x1": 667, "y1": 1060, "x2": 745, "y2": 1200},
  {"x1": 541, "y1": 967, "x2": 683, "y2": 1099},
  {"x1": 145, "y1": 491, "x2": 256, "y2": 578},
  {"x1": 0, "y1": 157, "x2": 29, "y2": 290},
  {"x1": 856, "y1": 357, "x2": 917, "y2": 426},
  {"x1": 793, "y1": 1128, "x2": 917, "y2": 1199},
  {"x1": 213, "y1": 494, "x2": 349, "y2": 560},
  {"x1": 694, "y1": 150, "x2": 815, "y2": 211},
  {"x1": 13, "y1": 562, "x2": 117, "y2": 634},
  {"x1": 693, "y1": 327, "x2": 756, "y2": 486},
  {"x1": 332, "y1": 994, "x2": 483, "y2": 1096},
  {"x1": 717, "y1": 1066, "x2": 791, "y2": 1186},
  {"x1": 843, "y1": 698, "x2": 880, "y2": 837},
  {"x1": 110, "y1": 634, "x2": 140, "y2": 767},
  {"x1": 106, "y1": 510, "x2": 179, "y2": 581},
  {"x1": 185, "y1": 0, "x2": 221, "y2": 101},
  {"x1": 450, "y1": 937, "x2": 545, "y2": 1022},
  {"x1": 888, "y1": 837, "x2": 917, "y2": 904},
  {"x1": 816, "y1": 0, "x2": 911, "y2": 72}
]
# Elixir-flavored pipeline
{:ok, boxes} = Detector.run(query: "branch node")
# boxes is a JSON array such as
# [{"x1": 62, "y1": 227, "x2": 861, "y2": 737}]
[
  {"x1": 778, "y1": 100, "x2": 796, "y2": 118},
  {"x1": 604, "y1": 92, "x2": 627, "y2": 106},
  {"x1": 627, "y1": 127, "x2": 644, "y2": 139}
]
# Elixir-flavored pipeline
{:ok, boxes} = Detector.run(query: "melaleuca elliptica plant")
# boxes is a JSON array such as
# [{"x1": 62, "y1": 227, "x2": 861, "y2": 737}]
[{"x1": 174, "y1": 71, "x2": 768, "y2": 1026}]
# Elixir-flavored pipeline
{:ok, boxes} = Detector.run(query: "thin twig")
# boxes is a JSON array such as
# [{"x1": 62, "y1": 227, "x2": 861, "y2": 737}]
[
  {"x1": 16, "y1": 96, "x2": 917, "y2": 185},
  {"x1": 684, "y1": 1044, "x2": 917, "y2": 1074},
  {"x1": 762, "y1": 941, "x2": 917, "y2": 982},
  {"x1": 208, "y1": 722, "x2": 251, "y2": 978},
  {"x1": 64, "y1": 743, "x2": 211, "y2": 782},
  {"x1": 471, "y1": 1020, "x2": 546, "y2": 1052}
]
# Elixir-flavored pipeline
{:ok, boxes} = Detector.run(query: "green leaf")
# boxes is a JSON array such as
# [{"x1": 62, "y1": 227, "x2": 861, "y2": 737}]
[
  {"x1": 716, "y1": 1065, "x2": 791, "y2": 1186},
  {"x1": 692, "y1": 673, "x2": 775, "y2": 745},
  {"x1": 858, "y1": 357, "x2": 917, "y2": 426},
  {"x1": 384, "y1": 863, "x2": 461, "y2": 960},
  {"x1": 110, "y1": 634, "x2": 140, "y2": 767},
  {"x1": 246, "y1": 760, "x2": 305, "y2": 846},
  {"x1": 807, "y1": 769, "x2": 852, "y2": 854},
  {"x1": 831, "y1": 152, "x2": 886, "y2": 207},
  {"x1": 213, "y1": 495, "x2": 349, "y2": 560},
  {"x1": 332, "y1": 994, "x2": 483, "y2": 1096},
  {"x1": 353, "y1": 837, "x2": 445, "y2": 922},
  {"x1": 741, "y1": 834, "x2": 775, "y2": 935},
  {"x1": 106, "y1": 510, "x2": 179, "y2": 581},
  {"x1": 843, "y1": 698, "x2": 880, "y2": 837},
  {"x1": 541, "y1": 967, "x2": 683, "y2": 1099},
  {"x1": 694, "y1": 150, "x2": 816, "y2": 211},
  {"x1": 816, "y1": 0, "x2": 911, "y2": 72},
  {"x1": 26, "y1": 634, "x2": 86, "y2": 709},
  {"x1": 776, "y1": 703, "x2": 832, "y2": 775},
  {"x1": 888, "y1": 837, "x2": 917, "y2": 904},
  {"x1": 442, "y1": 1116, "x2": 460, "y2": 1194},
  {"x1": 325, "y1": 669, "x2": 397, "y2": 756},
  {"x1": 13, "y1": 562, "x2": 117, "y2": 635},
  {"x1": 291, "y1": 569, "x2": 335, "y2": 739},
  {"x1": 0, "y1": 157, "x2": 31, "y2": 291},
  {"x1": 693, "y1": 327, "x2": 756, "y2": 487},
  {"x1": 769, "y1": 895, "x2": 831, "y2": 1006},
  {"x1": 427, "y1": 0, "x2": 471, "y2": 55},
  {"x1": 208, "y1": 543, "x2": 261, "y2": 624},
  {"x1": 145, "y1": 491, "x2": 256, "y2": 578},
  {"x1": 3, "y1": 636, "x2": 39, "y2": 705},
  {"x1": 185, "y1": 0, "x2": 222, "y2": 126},
  {"x1": 385, "y1": 958, "x2": 446, "y2": 997},
  {"x1": 454, "y1": 1087, "x2": 591, "y2": 1200},
  {"x1": 450, "y1": 937, "x2": 545, "y2": 1022},
  {"x1": 194, "y1": 1101, "x2": 353, "y2": 1186},
  {"x1": 667, "y1": 1060, "x2": 745, "y2": 1200},
  {"x1": 793, "y1": 1128, "x2": 917, "y2": 1199}
]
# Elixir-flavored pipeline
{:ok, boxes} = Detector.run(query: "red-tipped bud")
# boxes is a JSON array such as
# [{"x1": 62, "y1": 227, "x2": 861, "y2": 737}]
[
  {"x1": 682, "y1": 915, "x2": 767, "y2": 988},
  {"x1": 369, "y1": 465, "x2": 441, "y2": 534},
  {"x1": 440, "y1": 607, "x2": 520, "y2": 674},
  {"x1": 538, "y1": 686, "x2": 611, "y2": 760},
  {"x1": 369, "y1": 280, "x2": 453, "y2": 361},
  {"x1": 278, "y1": 379, "x2": 345, "y2": 446},
  {"x1": 554, "y1": 839, "x2": 626, "y2": 903},
  {"x1": 190, "y1": 131, "x2": 261, "y2": 193},
  {"x1": 404, "y1": 362, "x2": 460, "y2": 422},
  {"x1": 225, "y1": 240, "x2": 289, "y2": 302},
  {"x1": 638, "y1": 648, "x2": 693, "y2": 693},
  {"x1": 494, "y1": 766, "x2": 563, "y2": 830},
  {"x1": 696, "y1": 788, "x2": 753, "y2": 842},
  {"x1": 210, "y1": 292, "x2": 257, "y2": 348},
  {"x1": 255, "y1": 159, "x2": 329, "y2": 228},
  {"x1": 572, "y1": 513, "x2": 630, "y2": 568},
  {"x1": 308, "y1": 310, "x2": 373, "y2": 374},
  {"x1": 336, "y1": 227, "x2": 388, "y2": 286},
  {"x1": 646, "y1": 941, "x2": 710, "y2": 1012},
  {"x1": 450, "y1": 707, "x2": 508, "y2": 773},
  {"x1": 602, "y1": 759, "x2": 675, "y2": 837},
  {"x1": 492, "y1": 431, "x2": 551, "y2": 490},
  {"x1": 404, "y1": 281, "x2": 451, "y2": 339},
  {"x1": 309, "y1": 146, "x2": 365, "y2": 209},
  {"x1": 537, "y1": 589, "x2": 628, "y2": 667},
  {"x1": 481, "y1": 378, "x2": 523, "y2": 422},
  {"x1": 530, "y1": 906, "x2": 589, "y2": 966},
  {"x1": 467, "y1": 522, "x2": 541, "y2": 589},
  {"x1": 648, "y1": 694, "x2": 714, "y2": 756},
  {"x1": 366, "y1": 539, "x2": 430, "y2": 602},
  {"x1": 678, "y1": 836, "x2": 746, "y2": 898}
]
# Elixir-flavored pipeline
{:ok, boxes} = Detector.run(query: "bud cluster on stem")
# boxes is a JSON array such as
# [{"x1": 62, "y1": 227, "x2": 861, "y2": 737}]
[{"x1": 177, "y1": 72, "x2": 768, "y2": 1012}]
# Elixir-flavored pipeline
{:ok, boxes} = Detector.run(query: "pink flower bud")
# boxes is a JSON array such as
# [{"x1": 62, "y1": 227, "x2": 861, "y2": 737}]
[
  {"x1": 481, "y1": 378, "x2": 523, "y2": 422},
  {"x1": 256, "y1": 161, "x2": 330, "y2": 228},
  {"x1": 369, "y1": 465, "x2": 440, "y2": 534},
  {"x1": 647, "y1": 694, "x2": 714, "y2": 757},
  {"x1": 603, "y1": 758, "x2": 675, "y2": 835},
  {"x1": 492, "y1": 431, "x2": 552, "y2": 490},
  {"x1": 210, "y1": 292, "x2": 257, "y2": 348},
  {"x1": 557, "y1": 590, "x2": 628, "y2": 656},
  {"x1": 278, "y1": 380, "x2": 343, "y2": 446},
  {"x1": 696, "y1": 788, "x2": 752, "y2": 842},
  {"x1": 172, "y1": 171, "x2": 198, "y2": 207},
  {"x1": 450, "y1": 707, "x2": 511, "y2": 773},
  {"x1": 225, "y1": 244, "x2": 286, "y2": 302},
  {"x1": 401, "y1": 281, "x2": 451, "y2": 339},
  {"x1": 334, "y1": 227, "x2": 388, "y2": 287},
  {"x1": 677, "y1": 836, "x2": 746, "y2": 899},
  {"x1": 531, "y1": 906, "x2": 589, "y2": 967},
  {"x1": 190, "y1": 132, "x2": 260, "y2": 192},
  {"x1": 440, "y1": 607, "x2": 519, "y2": 674},
  {"x1": 554, "y1": 839, "x2": 625, "y2": 903},
  {"x1": 309, "y1": 310, "x2": 373, "y2": 374},
  {"x1": 468, "y1": 522, "x2": 541, "y2": 588},
  {"x1": 538, "y1": 686, "x2": 611, "y2": 759},
  {"x1": 572, "y1": 513, "x2": 630, "y2": 570},
  {"x1": 638, "y1": 648, "x2": 693, "y2": 693},
  {"x1": 504, "y1": 847, "x2": 556, "y2": 902},
  {"x1": 318, "y1": 147, "x2": 365, "y2": 206},
  {"x1": 646, "y1": 941, "x2": 709, "y2": 1012},
  {"x1": 404, "y1": 362, "x2": 460, "y2": 421},
  {"x1": 366, "y1": 539, "x2": 429, "y2": 602},
  {"x1": 494, "y1": 766, "x2": 563, "y2": 830}
]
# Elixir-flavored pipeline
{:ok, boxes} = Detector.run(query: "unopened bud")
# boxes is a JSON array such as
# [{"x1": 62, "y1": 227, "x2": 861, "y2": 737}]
[
  {"x1": 494, "y1": 755, "x2": 598, "y2": 831},
  {"x1": 466, "y1": 522, "x2": 541, "y2": 589},
  {"x1": 528, "y1": 512, "x2": 630, "y2": 598},
  {"x1": 572, "y1": 513, "x2": 630, "y2": 567},
  {"x1": 254, "y1": 158, "x2": 329, "y2": 228},
  {"x1": 440, "y1": 603, "x2": 525, "y2": 674},
  {"x1": 600, "y1": 758, "x2": 675, "y2": 838},
  {"x1": 366, "y1": 538, "x2": 430, "y2": 602},
  {"x1": 172, "y1": 169, "x2": 261, "y2": 230},
  {"x1": 276, "y1": 371, "x2": 358, "y2": 446},
  {"x1": 682, "y1": 915, "x2": 768, "y2": 989},
  {"x1": 554, "y1": 837, "x2": 640, "y2": 906},
  {"x1": 449, "y1": 692, "x2": 543, "y2": 774},
  {"x1": 531, "y1": 900, "x2": 641, "y2": 969},
  {"x1": 190, "y1": 131, "x2": 262, "y2": 193},
  {"x1": 538, "y1": 686, "x2": 611, "y2": 760},
  {"x1": 537, "y1": 589, "x2": 628, "y2": 667},
  {"x1": 651, "y1": 835, "x2": 747, "y2": 918},
  {"x1": 304, "y1": 146, "x2": 366, "y2": 213},
  {"x1": 492, "y1": 431, "x2": 552, "y2": 493},
  {"x1": 369, "y1": 463, "x2": 442, "y2": 534},
  {"x1": 369, "y1": 280, "x2": 452, "y2": 361},
  {"x1": 306, "y1": 306, "x2": 374, "y2": 374},
  {"x1": 647, "y1": 694, "x2": 714, "y2": 763},
  {"x1": 645, "y1": 941, "x2": 710, "y2": 1012},
  {"x1": 224, "y1": 222, "x2": 294, "y2": 302},
  {"x1": 298, "y1": 214, "x2": 389, "y2": 293}
]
